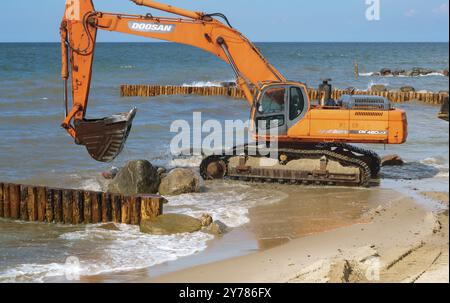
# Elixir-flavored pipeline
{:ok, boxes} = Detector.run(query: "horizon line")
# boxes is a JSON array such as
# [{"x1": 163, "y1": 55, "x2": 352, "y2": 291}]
[{"x1": 0, "y1": 41, "x2": 449, "y2": 44}]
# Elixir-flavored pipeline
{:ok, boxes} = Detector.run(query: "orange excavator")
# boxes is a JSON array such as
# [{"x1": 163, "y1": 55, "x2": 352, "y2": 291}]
[{"x1": 61, "y1": 0, "x2": 408, "y2": 187}]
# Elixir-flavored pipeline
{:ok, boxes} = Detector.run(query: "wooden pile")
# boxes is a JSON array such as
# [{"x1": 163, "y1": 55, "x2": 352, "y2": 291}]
[
  {"x1": 120, "y1": 85, "x2": 448, "y2": 105},
  {"x1": 0, "y1": 183, "x2": 164, "y2": 225}
]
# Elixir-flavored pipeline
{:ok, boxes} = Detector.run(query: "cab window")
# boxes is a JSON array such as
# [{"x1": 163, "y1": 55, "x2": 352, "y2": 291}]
[
  {"x1": 289, "y1": 87, "x2": 305, "y2": 120},
  {"x1": 259, "y1": 87, "x2": 286, "y2": 114}
]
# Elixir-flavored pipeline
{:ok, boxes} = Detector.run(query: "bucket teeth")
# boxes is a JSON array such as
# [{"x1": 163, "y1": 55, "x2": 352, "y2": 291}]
[{"x1": 74, "y1": 108, "x2": 137, "y2": 163}]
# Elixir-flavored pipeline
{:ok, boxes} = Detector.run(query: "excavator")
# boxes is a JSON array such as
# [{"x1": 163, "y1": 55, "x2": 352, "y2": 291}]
[{"x1": 60, "y1": 0, "x2": 408, "y2": 187}]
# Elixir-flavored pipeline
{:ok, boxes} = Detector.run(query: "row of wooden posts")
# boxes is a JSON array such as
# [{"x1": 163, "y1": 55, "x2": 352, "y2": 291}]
[
  {"x1": 0, "y1": 183, "x2": 165, "y2": 225},
  {"x1": 120, "y1": 85, "x2": 449, "y2": 105}
]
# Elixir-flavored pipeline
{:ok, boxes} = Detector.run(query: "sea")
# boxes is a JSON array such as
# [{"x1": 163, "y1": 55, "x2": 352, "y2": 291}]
[{"x1": 0, "y1": 42, "x2": 448, "y2": 282}]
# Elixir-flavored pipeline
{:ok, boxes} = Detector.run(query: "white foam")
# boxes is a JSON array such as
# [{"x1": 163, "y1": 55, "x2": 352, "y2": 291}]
[
  {"x1": 169, "y1": 155, "x2": 204, "y2": 168},
  {"x1": 359, "y1": 71, "x2": 446, "y2": 78},
  {"x1": 0, "y1": 225, "x2": 213, "y2": 283},
  {"x1": 182, "y1": 80, "x2": 235, "y2": 88},
  {"x1": 166, "y1": 183, "x2": 288, "y2": 228}
]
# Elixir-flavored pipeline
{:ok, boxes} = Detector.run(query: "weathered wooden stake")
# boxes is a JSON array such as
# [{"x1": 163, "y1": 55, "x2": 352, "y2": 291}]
[
  {"x1": 141, "y1": 196, "x2": 164, "y2": 221},
  {"x1": 130, "y1": 197, "x2": 141, "y2": 225},
  {"x1": 121, "y1": 197, "x2": 131, "y2": 225},
  {"x1": 62, "y1": 190, "x2": 73, "y2": 224},
  {"x1": 37, "y1": 187, "x2": 47, "y2": 222},
  {"x1": 10, "y1": 184, "x2": 21, "y2": 220},
  {"x1": 20, "y1": 185, "x2": 29, "y2": 221},
  {"x1": 83, "y1": 191, "x2": 92, "y2": 224},
  {"x1": 102, "y1": 193, "x2": 112, "y2": 223},
  {"x1": 26, "y1": 186, "x2": 38, "y2": 221},
  {"x1": 72, "y1": 190, "x2": 84, "y2": 224},
  {"x1": 111, "y1": 194, "x2": 122, "y2": 223},
  {"x1": 91, "y1": 192, "x2": 102, "y2": 224},
  {"x1": 3, "y1": 184, "x2": 10, "y2": 218},
  {"x1": 0, "y1": 183, "x2": 4, "y2": 218},
  {"x1": 45, "y1": 188, "x2": 54, "y2": 223},
  {"x1": 53, "y1": 189, "x2": 63, "y2": 223}
]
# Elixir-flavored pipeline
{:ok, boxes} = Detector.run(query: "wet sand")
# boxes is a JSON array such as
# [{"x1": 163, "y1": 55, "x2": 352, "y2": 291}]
[
  {"x1": 149, "y1": 190, "x2": 449, "y2": 283},
  {"x1": 80, "y1": 184, "x2": 444, "y2": 283}
]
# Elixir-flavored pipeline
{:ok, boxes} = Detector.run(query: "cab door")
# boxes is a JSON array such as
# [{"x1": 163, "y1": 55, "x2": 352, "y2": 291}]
[
  {"x1": 285, "y1": 85, "x2": 310, "y2": 137},
  {"x1": 254, "y1": 86, "x2": 288, "y2": 136}
]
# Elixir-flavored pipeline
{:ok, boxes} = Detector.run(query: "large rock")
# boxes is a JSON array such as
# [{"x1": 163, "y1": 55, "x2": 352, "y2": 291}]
[
  {"x1": 159, "y1": 168, "x2": 201, "y2": 196},
  {"x1": 443, "y1": 69, "x2": 449, "y2": 77},
  {"x1": 380, "y1": 68, "x2": 392, "y2": 76},
  {"x1": 107, "y1": 160, "x2": 160, "y2": 195},
  {"x1": 400, "y1": 86, "x2": 416, "y2": 93},
  {"x1": 381, "y1": 155, "x2": 405, "y2": 167},
  {"x1": 203, "y1": 220, "x2": 228, "y2": 236},
  {"x1": 140, "y1": 214, "x2": 202, "y2": 235},
  {"x1": 370, "y1": 84, "x2": 387, "y2": 92}
]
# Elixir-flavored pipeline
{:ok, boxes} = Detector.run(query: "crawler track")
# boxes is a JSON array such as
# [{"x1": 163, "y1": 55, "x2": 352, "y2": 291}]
[{"x1": 200, "y1": 144, "x2": 377, "y2": 187}]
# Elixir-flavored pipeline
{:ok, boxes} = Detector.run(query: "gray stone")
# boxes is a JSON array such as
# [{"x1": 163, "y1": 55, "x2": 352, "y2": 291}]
[
  {"x1": 400, "y1": 86, "x2": 416, "y2": 93},
  {"x1": 370, "y1": 84, "x2": 387, "y2": 92},
  {"x1": 140, "y1": 214, "x2": 202, "y2": 235},
  {"x1": 204, "y1": 220, "x2": 228, "y2": 236},
  {"x1": 200, "y1": 213, "x2": 213, "y2": 227},
  {"x1": 381, "y1": 155, "x2": 405, "y2": 167},
  {"x1": 380, "y1": 68, "x2": 392, "y2": 76},
  {"x1": 159, "y1": 168, "x2": 201, "y2": 196},
  {"x1": 98, "y1": 223, "x2": 120, "y2": 231},
  {"x1": 107, "y1": 160, "x2": 160, "y2": 195}
]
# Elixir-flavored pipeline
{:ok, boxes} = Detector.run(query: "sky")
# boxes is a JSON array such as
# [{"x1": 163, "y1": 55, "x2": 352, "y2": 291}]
[{"x1": 0, "y1": 0, "x2": 448, "y2": 42}]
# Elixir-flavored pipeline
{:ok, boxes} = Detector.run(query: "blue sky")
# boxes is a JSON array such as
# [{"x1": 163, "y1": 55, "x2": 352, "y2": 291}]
[{"x1": 0, "y1": 0, "x2": 448, "y2": 42}]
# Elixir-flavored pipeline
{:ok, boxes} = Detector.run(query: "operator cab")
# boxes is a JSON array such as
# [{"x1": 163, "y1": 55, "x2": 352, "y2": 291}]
[{"x1": 254, "y1": 83, "x2": 309, "y2": 136}]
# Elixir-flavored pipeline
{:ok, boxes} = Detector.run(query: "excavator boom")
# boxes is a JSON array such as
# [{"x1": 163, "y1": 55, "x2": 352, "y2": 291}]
[{"x1": 61, "y1": 0, "x2": 285, "y2": 161}]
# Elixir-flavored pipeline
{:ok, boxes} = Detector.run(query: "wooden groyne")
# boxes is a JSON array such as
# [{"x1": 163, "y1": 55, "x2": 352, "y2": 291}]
[
  {"x1": 120, "y1": 85, "x2": 449, "y2": 105},
  {"x1": 0, "y1": 183, "x2": 164, "y2": 225}
]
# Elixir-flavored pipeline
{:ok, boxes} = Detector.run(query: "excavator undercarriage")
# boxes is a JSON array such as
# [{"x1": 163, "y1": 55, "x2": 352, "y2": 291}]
[{"x1": 200, "y1": 143, "x2": 380, "y2": 187}]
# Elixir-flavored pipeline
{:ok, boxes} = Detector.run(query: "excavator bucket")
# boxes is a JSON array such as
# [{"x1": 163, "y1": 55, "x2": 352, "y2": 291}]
[{"x1": 74, "y1": 108, "x2": 137, "y2": 162}]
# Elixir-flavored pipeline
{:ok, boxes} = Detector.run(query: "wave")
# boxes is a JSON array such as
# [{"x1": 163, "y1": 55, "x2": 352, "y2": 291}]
[
  {"x1": 0, "y1": 225, "x2": 213, "y2": 283},
  {"x1": 182, "y1": 80, "x2": 235, "y2": 87},
  {"x1": 359, "y1": 72, "x2": 446, "y2": 77}
]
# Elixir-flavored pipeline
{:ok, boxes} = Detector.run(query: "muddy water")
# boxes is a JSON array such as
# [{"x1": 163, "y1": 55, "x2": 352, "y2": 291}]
[{"x1": 0, "y1": 43, "x2": 448, "y2": 282}]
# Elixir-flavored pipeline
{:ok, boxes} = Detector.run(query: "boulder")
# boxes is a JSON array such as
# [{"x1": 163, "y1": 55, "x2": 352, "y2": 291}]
[
  {"x1": 140, "y1": 214, "x2": 202, "y2": 235},
  {"x1": 220, "y1": 81, "x2": 237, "y2": 88},
  {"x1": 393, "y1": 70, "x2": 405, "y2": 76},
  {"x1": 443, "y1": 69, "x2": 449, "y2": 77},
  {"x1": 203, "y1": 220, "x2": 228, "y2": 236},
  {"x1": 107, "y1": 160, "x2": 160, "y2": 196},
  {"x1": 370, "y1": 84, "x2": 387, "y2": 92},
  {"x1": 98, "y1": 223, "x2": 120, "y2": 231},
  {"x1": 102, "y1": 167, "x2": 120, "y2": 180},
  {"x1": 159, "y1": 168, "x2": 201, "y2": 196},
  {"x1": 200, "y1": 213, "x2": 213, "y2": 227},
  {"x1": 381, "y1": 155, "x2": 405, "y2": 167},
  {"x1": 400, "y1": 86, "x2": 416, "y2": 93},
  {"x1": 380, "y1": 68, "x2": 392, "y2": 76}
]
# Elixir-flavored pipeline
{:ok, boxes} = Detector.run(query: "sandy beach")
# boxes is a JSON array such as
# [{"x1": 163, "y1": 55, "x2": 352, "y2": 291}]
[{"x1": 150, "y1": 189, "x2": 449, "y2": 283}]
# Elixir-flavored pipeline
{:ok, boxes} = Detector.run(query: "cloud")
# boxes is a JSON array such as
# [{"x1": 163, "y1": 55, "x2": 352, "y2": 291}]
[
  {"x1": 433, "y1": 3, "x2": 449, "y2": 15},
  {"x1": 404, "y1": 9, "x2": 418, "y2": 17}
]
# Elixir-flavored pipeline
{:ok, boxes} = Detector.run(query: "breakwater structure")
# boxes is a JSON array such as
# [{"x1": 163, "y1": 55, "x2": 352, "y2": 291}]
[
  {"x1": 0, "y1": 183, "x2": 165, "y2": 225},
  {"x1": 120, "y1": 85, "x2": 449, "y2": 105}
]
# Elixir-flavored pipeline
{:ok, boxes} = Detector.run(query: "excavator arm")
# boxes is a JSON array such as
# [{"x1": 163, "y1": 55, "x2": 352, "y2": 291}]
[{"x1": 61, "y1": 0, "x2": 285, "y2": 161}]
